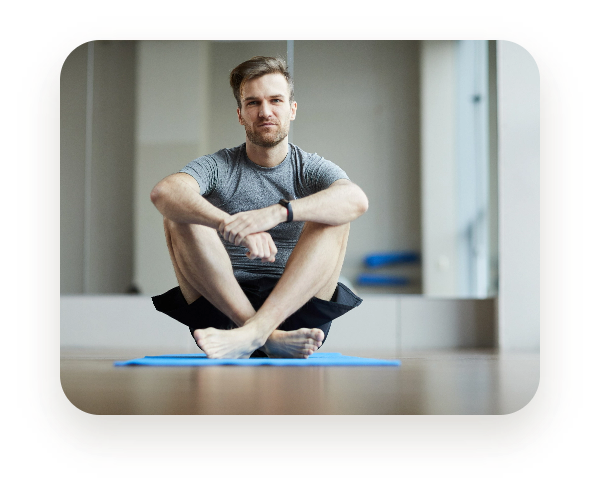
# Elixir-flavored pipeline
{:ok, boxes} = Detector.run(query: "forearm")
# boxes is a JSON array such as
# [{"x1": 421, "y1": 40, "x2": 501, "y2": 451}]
[
  {"x1": 290, "y1": 180, "x2": 369, "y2": 225},
  {"x1": 150, "y1": 174, "x2": 230, "y2": 229},
  {"x1": 221, "y1": 180, "x2": 368, "y2": 245}
]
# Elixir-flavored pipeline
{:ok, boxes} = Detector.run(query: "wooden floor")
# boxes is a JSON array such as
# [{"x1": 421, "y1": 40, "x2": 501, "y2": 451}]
[{"x1": 60, "y1": 348, "x2": 539, "y2": 415}]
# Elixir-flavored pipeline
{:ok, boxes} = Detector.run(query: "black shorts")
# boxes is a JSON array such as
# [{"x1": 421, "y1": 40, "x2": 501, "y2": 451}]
[{"x1": 151, "y1": 277, "x2": 363, "y2": 358}]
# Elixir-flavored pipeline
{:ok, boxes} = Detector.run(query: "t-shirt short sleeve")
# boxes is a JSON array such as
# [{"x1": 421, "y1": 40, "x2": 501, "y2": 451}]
[
  {"x1": 301, "y1": 153, "x2": 350, "y2": 196},
  {"x1": 179, "y1": 155, "x2": 220, "y2": 196}
]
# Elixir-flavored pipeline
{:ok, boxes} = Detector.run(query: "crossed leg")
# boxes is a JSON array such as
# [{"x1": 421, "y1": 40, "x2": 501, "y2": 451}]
[{"x1": 164, "y1": 218, "x2": 349, "y2": 359}]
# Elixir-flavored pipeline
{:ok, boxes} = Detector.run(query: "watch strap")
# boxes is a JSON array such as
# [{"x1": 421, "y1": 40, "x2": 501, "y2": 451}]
[{"x1": 278, "y1": 199, "x2": 293, "y2": 223}]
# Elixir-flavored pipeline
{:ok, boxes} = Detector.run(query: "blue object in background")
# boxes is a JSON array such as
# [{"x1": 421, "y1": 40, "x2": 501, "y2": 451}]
[
  {"x1": 356, "y1": 274, "x2": 409, "y2": 286},
  {"x1": 114, "y1": 352, "x2": 401, "y2": 367},
  {"x1": 363, "y1": 251, "x2": 420, "y2": 268}
]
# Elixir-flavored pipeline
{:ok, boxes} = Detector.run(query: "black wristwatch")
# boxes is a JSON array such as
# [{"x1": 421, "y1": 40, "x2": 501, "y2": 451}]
[{"x1": 278, "y1": 199, "x2": 293, "y2": 223}]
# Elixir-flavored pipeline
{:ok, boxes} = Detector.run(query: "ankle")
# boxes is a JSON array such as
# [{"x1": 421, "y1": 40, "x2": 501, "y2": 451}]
[{"x1": 244, "y1": 315, "x2": 278, "y2": 347}]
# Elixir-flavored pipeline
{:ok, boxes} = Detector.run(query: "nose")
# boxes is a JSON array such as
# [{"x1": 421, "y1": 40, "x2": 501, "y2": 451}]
[{"x1": 258, "y1": 101, "x2": 273, "y2": 118}]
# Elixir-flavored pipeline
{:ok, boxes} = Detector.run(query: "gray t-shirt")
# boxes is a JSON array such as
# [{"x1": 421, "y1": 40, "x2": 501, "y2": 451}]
[{"x1": 180, "y1": 143, "x2": 349, "y2": 282}]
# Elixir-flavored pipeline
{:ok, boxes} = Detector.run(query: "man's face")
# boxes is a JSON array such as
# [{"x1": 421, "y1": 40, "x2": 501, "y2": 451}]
[{"x1": 237, "y1": 73, "x2": 297, "y2": 148}]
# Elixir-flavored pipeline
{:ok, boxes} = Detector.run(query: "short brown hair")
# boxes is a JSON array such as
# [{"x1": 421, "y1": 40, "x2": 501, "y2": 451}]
[{"x1": 230, "y1": 56, "x2": 294, "y2": 109}]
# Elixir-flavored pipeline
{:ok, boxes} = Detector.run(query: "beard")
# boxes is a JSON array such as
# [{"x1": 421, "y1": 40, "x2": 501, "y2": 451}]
[{"x1": 241, "y1": 117, "x2": 290, "y2": 148}]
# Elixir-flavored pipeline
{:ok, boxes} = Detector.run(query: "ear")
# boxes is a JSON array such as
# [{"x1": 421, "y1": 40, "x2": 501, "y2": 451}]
[
  {"x1": 290, "y1": 101, "x2": 297, "y2": 121},
  {"x1": 237, "y1": 107, "x2": 243, "y2": 125}
]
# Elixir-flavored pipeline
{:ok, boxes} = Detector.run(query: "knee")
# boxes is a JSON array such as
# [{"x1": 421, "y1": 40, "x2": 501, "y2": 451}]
[
  {"x1": 337, "y1": 222, "x2": 351, "y2": 236},
  {"x1": 164, "y1": 217, "x2": 219, "y2": 245},
  {"x1": 164, "y1": 217, "x2": 193, "y2": 244},
  {"x1": 164, "y1": 217, "x2": 185, "y2": 238},
  {"x1": 300, "y1": 222, "x2": 350, "y2": 252},
  {"x1": 164, "y1": 217, "x2": 195, "y2": 235},
  {"x1": 328, "y1": 223, "x2": 350, "y2": 243}
]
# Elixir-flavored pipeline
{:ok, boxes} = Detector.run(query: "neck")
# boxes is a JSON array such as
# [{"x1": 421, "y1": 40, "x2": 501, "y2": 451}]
[{"x1": 245, "y1": 137, "x2": 289, "y2": 168}]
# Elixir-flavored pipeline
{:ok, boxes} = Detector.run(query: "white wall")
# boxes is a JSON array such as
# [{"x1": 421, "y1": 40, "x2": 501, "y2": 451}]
[
  {"x1": 133, "y1": 41, "x2": 211, "y2": 295},
  {"x1": 496, "y1": 41, "x2": 540, "y2": 351},
  {"x1": 294, "y1": 41, "x2": 422, "y2": 292},
  {"x1": 60, "y1": 42, "x2": 87, "y2": 293},
  {"x1": 420, "y1": 41, "x2": 459, "y2": 296},
  {"x1": 421, "y1": 41, "x2": 498, "y2": 298},
  {"x1": 60, "y1": 41, "x2": 136, "y2": 294}
]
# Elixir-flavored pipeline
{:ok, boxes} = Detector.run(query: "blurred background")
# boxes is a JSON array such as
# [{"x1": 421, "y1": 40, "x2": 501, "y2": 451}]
[{"x1": 60, "y1": 40, "x2": 539, "y2": 352}]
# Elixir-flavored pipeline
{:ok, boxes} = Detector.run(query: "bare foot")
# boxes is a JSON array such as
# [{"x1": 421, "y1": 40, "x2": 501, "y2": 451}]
[
  {"x1": 193, "y1": 326, "x2": 263, "y2": 359},
  {"x1": 192, "y1": 322, "x2": 324, "y2": 360},
  {"x1": 261, "y1": 328, "x2": 324, "y2": 359}
]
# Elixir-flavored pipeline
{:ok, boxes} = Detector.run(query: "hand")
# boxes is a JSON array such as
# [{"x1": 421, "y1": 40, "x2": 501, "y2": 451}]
[
  {"x1": 219, "y1": 205, "x2": 285, "y2": 246},
  {"x1": 240, "y1": 232, "x2": 278, "y2": 262}
]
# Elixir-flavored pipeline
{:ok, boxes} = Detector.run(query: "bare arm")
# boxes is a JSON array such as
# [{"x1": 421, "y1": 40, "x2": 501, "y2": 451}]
[
  {"x1": 289, "y1": 179, "x2": 369, "y2": 225},
  {"x1": 221, "y1": 179, "x2": 368, "y2": 245},
  {"x1": 150, "y1": 172, "x2": 229, "y2": 229},
  {"x1": 151, "y1": 173, "x2": 277, "y2": 262}
]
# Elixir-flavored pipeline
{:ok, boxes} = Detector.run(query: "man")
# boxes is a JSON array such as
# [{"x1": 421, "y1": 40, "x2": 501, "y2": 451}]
[{"x1": 150, "y1": 56, "x2": 368, "y2": 359}]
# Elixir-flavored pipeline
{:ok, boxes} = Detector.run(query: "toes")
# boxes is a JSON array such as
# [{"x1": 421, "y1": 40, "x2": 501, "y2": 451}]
[{"x1": 304, "y1": 342, "x2": 318, "y2": 354}]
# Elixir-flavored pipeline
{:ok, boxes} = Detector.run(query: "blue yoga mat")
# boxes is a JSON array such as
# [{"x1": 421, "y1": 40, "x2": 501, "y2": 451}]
[{"x1": 114, "y1": 352, "x2": 400, "y2": 367}]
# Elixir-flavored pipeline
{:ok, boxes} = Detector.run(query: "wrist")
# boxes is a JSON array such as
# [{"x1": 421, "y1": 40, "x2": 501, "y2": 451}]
[
  {"x1": 278, "y1": 199, "x2": 294, "y2": 223},
  {"x1": 275, "y1": 203, "x2": 287, "y2": 223}
]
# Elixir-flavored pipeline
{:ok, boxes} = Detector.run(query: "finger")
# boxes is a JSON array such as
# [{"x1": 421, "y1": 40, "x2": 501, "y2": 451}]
[
  {"x1": 232, "y1": 221, "x2": 251, "y2": 246},
  {"x1": 242, "y1": 238, "x2": 254, "y2": 259},
  {"x1": 234, "y1": 233, "x2": 241, "y2": 246},
  {"x1": 256, "y1": 238, "x2": 265, "y2": 259},
  {"x1": 248, "y1": 244, "x2": 259, "y2": 259},
  {"x1": 254, "y1": 234, "x2": 273, "y2": 262},
  {"x1": 236, "y1": 219, "x2": 257, "y2": 244},
  {"x1": 223, "y1": 216, "x2": 241, "y2": 243},
  {"x1": 246, "y1": 235, "x2": 264, "y2": 261},
  {"x1": 261, "y1": 239, "x2": 272, "y2": 261},
  {"x1": 220, "y1": 215, "x2": 236, "y2": 239},
  {"x1": 221, "y1": 219, "x2": 234, "y2": 237},
  {"x1": 227, "y1": 222, "x2": 239, "y2": 244},
  {"x1": 263, "y1": 239, "x2": 273, "y2": 262},
  {"x1": 244, "y1": 242, "x2": 255, "y2": 259},
  {"x1": 256, "y1": 235, "x2": 266, "y2": 258},
  {"x1": 235, "y1": 228, "x2": 249, "y2": 247},
  {"x1": 222, "y1": 224, "x2": 230, "y2": 242},
  {"x1": 227, "y1": 226, "x2": 239, "y2": 245},
  {"x1": 250, "y1": 239, "x2": 263, "y2": 260},
  {"x1": 268, "y1": 236, "x2": 278, "y2": 258}
]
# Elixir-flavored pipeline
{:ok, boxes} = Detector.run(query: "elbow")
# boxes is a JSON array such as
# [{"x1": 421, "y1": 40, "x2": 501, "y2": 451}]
[
  {"x1": 356, "y1": 190, "x2": 369, "y2": 217},
  {"x1": 343, "y1": 186, "x2": 368, "y2": 223},
  {"x1": 150, "y1": 180, "x2": 168, "y2": 208},
  {"x1": 150, "y1": 185, "x2": 161, "y2": 206},
  {"x1": 361, "y1": 193, "x2": 369, "y2": 215}
]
